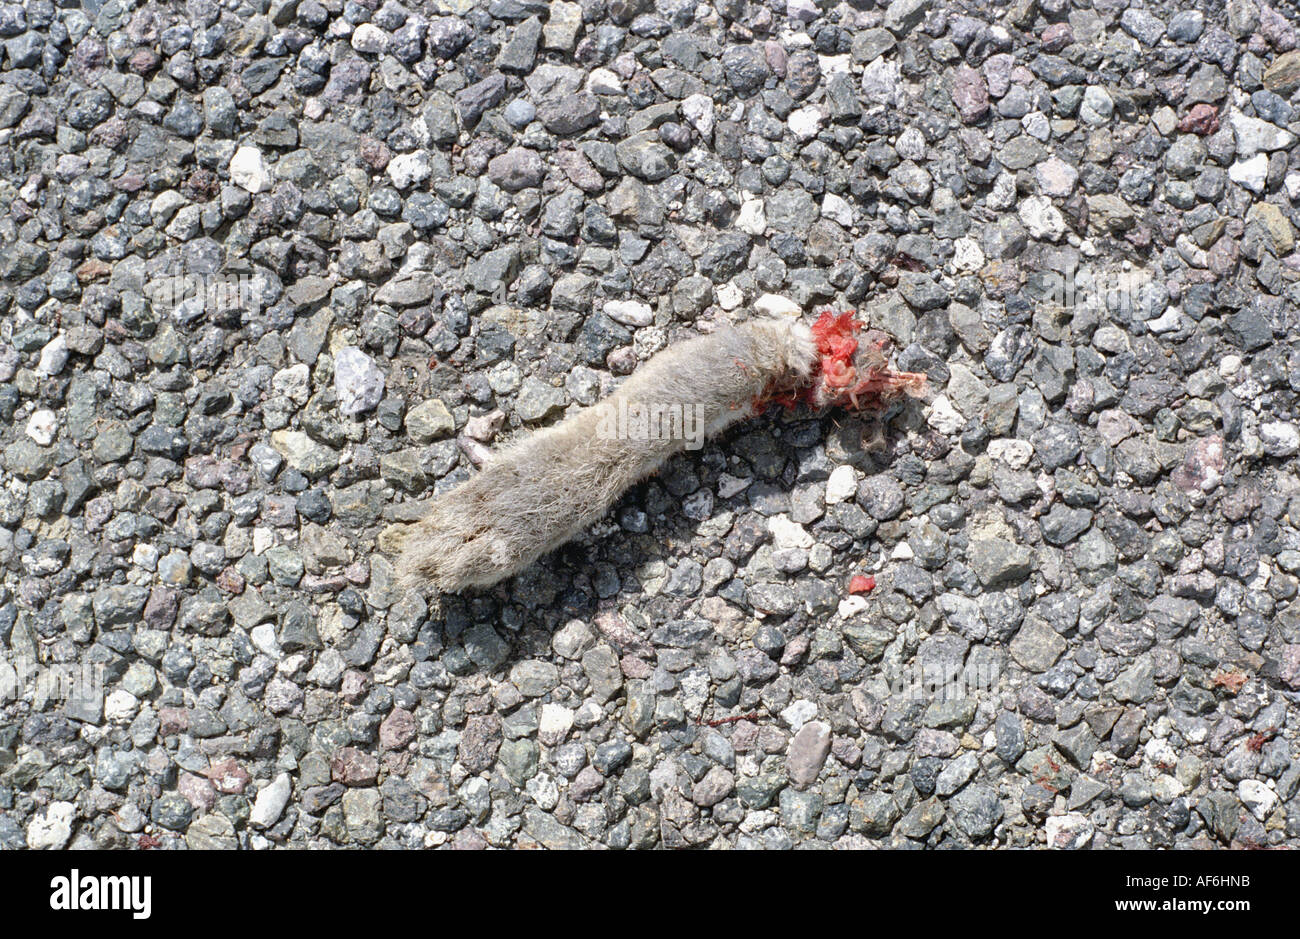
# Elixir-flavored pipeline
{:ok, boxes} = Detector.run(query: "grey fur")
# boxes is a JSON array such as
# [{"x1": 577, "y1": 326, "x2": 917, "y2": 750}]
[{"x1": 394, "y1": 317, "x2": 816, "y2": 593}]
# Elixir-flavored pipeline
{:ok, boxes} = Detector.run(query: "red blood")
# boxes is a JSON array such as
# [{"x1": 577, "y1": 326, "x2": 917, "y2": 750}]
[
  {"x1": 811, "y1": 310, "x2": 861, "y2": 360},
  {"x1": 821, "y1": 356, "x2": 855, "y2": 387},
  {"x1": 753, "y1": 309, "x2": 927, "y2": 415},
  {"x1": 809, "y1": 309, "x2": 927, "y2": 411},
  {"x1": 848, "y1": 575, "x2": 876, "y2": 594}
]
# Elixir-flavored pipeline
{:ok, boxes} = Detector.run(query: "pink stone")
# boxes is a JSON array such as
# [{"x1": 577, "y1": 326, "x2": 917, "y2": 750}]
[
  {"x1": 594, "y1": 610, "x2": 655, "y2": 658},
  {"x1": 1280, "y1": 645, "x2": 1300, "y2": 690},
  {"x1": 1171, "y1": 435, "x2": 1226, "y2": 493},
  {"x1": 331, "y1": 746, "x2": 380, "y2": 786},
  {"x1": 780, "y1": 634, "x2": 810, "y2": 666},
  {"x1": 952, "y1": 65, "x2": 989, "y2": 124},
  {"x1": 786, "y1": 720, "x2": 832, "y2": 789},
  {"x1": 1037, "y1": 156, "x2": 1079, "y2": 197},
  {"x1": 341, "y1": 669, "x2": 370, "y2": 704},
  {"x1": 764, "y1": 40, "x2": 787, "y2": 79},
  {"x1": 1041, "y1": 23, "x2": 1073, "y2": 52},
  {"x1": 606, "y1": 346, "x2": 638, "y2": 374},
  {"x1": 983, "y1": 53, "x2": 1014, "y2": 98},
  {"x1": 451, "y1": 829, "x2": 489, "y2": 850},
  {"x1": 205, "y1": 758, "x2": 251, "y2": 794},
  {"x1": 178, "y1": 772, "x2": 217, "y2": 812},
  {"x1": 730, "y1": 721, "x2": 759, "y2": 753},
  {"x1": 379, "y1": 708, "x2": 417, "y2": 750},
  {"x1": 620, "y1": 655, "x2": 653, "y2": 679},
  {"x1": 157, "y1": 706, "x2": 189, "y2": 736},
  {"x1": 1261, "y1": 5, "x2": 1298, "y2": 51},
  {"x1": 830, "y1": 736, "x2": 862, "y2": 768}
]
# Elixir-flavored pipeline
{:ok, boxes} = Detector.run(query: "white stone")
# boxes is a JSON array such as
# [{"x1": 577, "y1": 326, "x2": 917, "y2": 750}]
[
  {"x1": 149, "y1": 189, "x2": 187, "y2": 224},
  {"x1": 26, "y1": 801, "x2": 75, "y2": 850},
  {"x1": 821, "y1": 192, "x2": 853, "y2": 227},
  {"x1": 1152, "y1": 105, "x2": 1178, "y2": 136},
  {"x1": 837, "y1": 595, "x2": 869, "y2": 618},
  {"x1": 717, "y1": 468, "x2": 748, "y2": 496},
  {"x1": 988, "y1": 438, "x2": 1034, "y2": 468},
  {"x1": 737, "y1": 198, "x2": 767, "y2": 235},
  {"x1": 550, "y1": 624, "x2": 592, "y2": 662},
  {"x1": 251, "y1": 622, "x2": 281, "y2": 658},
  {"x1": 770, "y1": 514, "x2": 814, "y2": 550},
  {"x1": 526, "y1": 773, "x2": 560, "y2": 810},
  {"x1": 1036, "y1": 157, "x2": 1078, "y2": 198},
  {"x1": 786, "y1": 0, "x2": 820, "y2": 22},
  {"x1": 825, "y1": 465, "x2": 858, "y2": 504},
  {"x1": 133, "y1": 543, "x2": 159, "y2": 570},
  {"x1": 946, "y1": 363, "x2": 989, "y2": 417},
  {"x1": 754, "y1": 293, "x2": 801, "y2": 317},
  {"x1": 538, "y1": 703, "x2": 574, "y2": 746},
  {"x1": 26, "y1": 408, "x2": 56, "y2": 445},
  {"x1": 788, "y1": 105, "x2": 823, "y2": 141},
  {"x1": 586, "y1": 67, "x2": 622, "y2": 95},
  {"x1": 333, "y1": 346, "x2": 385, "y2": 417},
  {"x1": 1045, "y1": 813, "x2": 1094, "y2": 850},
  {"x1": 1152, "y1": 774, "x2": 1185, "y2": 802},
  {"x1": 738, "y1": 810, "x2": 778, "y2": 835},
  {"x1": 780, "y1": 699, "x2": 818, "y2": 731},
  {"x1": 307, "y1": 649, "x2": 346, "y2": 687},
  {"x1": 1022, "y1": 111, "x2": 1051, "y2": 140},
  {"x1": 819, "y1": 54, "x2": 851, "y2": 75},
  {"x1": 350, "y1": 23, "x2": 389, "y2": 54},
  {"x1": 1260, "y1": 421, "x2": 1300, "y2": 457},
  {"x1": 716, "y1": 283, "x2": 743, "y2": 310},
  {"x1": 1229, "y1": 153, "x2": 1268, "y2": 194},
  {"x1": 162, "y1": 203, "x2": 199, "y2": 240},
  {"x1": 104, "y1": 689, "x2": 139, "y2": 724},
  {"x1": 115, "y1": 803, "x2": 146, "y2": 833},
  {"x1": 1143, "y1": 737, "x2": 1178, "y2": 769},
  {"x1": 272, "y1": 363, "x2": 311, "y2": 404},
  {"x1": 37, "y1": 333, "x2": 68, "y2": 376},
  {"x1": 896, "y1": 126, "x2": 927, "y2": 160},
  {"x1": 409, "y1": 116, "x2": 433, "y2": 148},
  {"x1": 1286, "y1": 171, "x2": 1300, "y2": 201},
  {"x1": 250, "y1": 773, "x2": 293, "y2": 829},
  {"x1": 1239, "y1": 779, "x2": 1278, "y2": 821},
  {"x1": 1175, "y1": 233, "x2": 1208, "y2": 268},
  {"x1": 573, "y1": 700, "x2": 604, "y2": 727},
  {"x1": 1146, "y1": 307, "x2": 1183, "y2": 333},
  {"x1": 1229, "y1": 108, "x2": 1297, "y2": 158},
  {"x1": 861, "y1": 56, "x2": 901, "y2": 107},
  {"x1": 952, "y1": 237, "x2": 985, "y2": 273},
  {"x1": 229, "y1": 145, "x2": 272, "y2": 194},
  {"x1": 386, "y1": 151, "x2": 431, "y2": 190},
  {"x1": 1019, "y1": 194, "x2": 1065, "y2": 241},
  {"x1": 926, "y1": 395, "x2": 965, "y2": 435},
  {"x1": 1079, "y1": 86, "x2": 1113, "y2": 125},
  {"x1": 604, "y1": 299, "x2": 653, "y2": 327},
  {"x1": 987, "y1": 170, "x2": 1017, "y2": 210},
  {"x1": 681, "y1": 93, "x2": 715, "y2": 138}
]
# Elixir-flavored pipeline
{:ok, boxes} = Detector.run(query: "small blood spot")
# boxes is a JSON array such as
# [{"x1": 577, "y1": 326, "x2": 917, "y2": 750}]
[{"x1": 848, "y1": 575, "x2": 876, "y2": 594}]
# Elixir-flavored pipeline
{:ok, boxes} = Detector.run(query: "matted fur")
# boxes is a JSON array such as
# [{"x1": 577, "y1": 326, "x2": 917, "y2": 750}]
[{"x1": 394, "y1": 318, "x2": 816, "y2": 593}]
